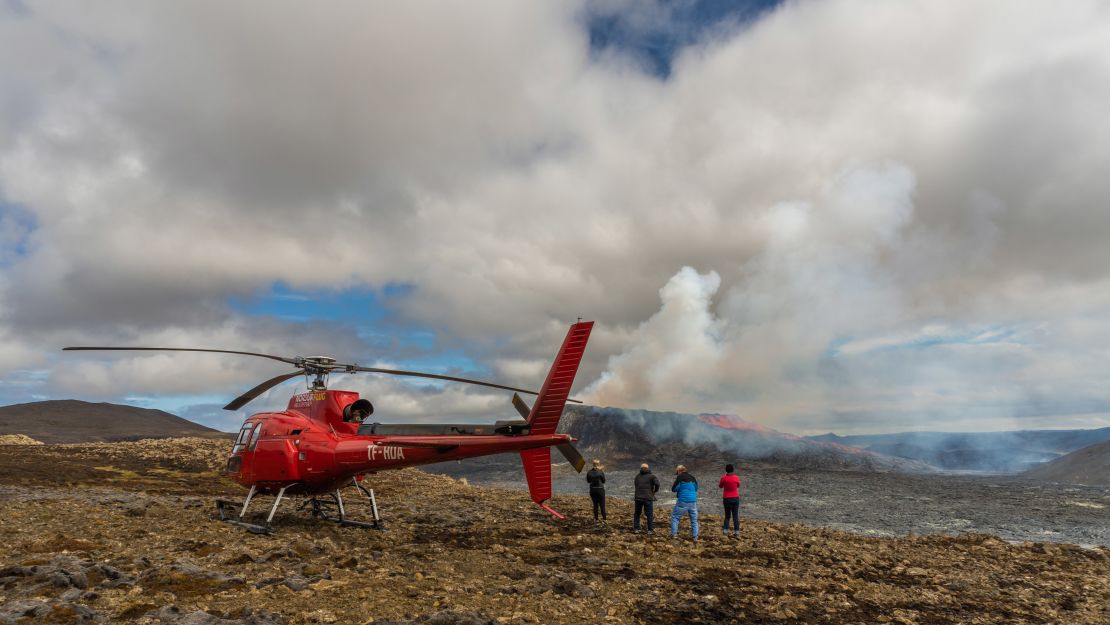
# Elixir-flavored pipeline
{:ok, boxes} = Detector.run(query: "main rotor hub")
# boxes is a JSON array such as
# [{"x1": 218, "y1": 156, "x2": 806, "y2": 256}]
[{"x1": 290, "y1": 357, "x2": 338, "y2": 390}]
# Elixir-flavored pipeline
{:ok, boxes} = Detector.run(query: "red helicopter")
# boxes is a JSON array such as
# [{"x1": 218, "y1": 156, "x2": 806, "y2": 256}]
[{"x1": 64, "y1": 321, "x2": 593, "y2": 533}]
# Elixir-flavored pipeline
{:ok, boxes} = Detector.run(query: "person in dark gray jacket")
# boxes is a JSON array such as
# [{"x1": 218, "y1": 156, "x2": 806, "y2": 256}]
[
  {"x1": 632, "y1": 463, "x2": 661, "y2": 533},
  {"x1": 586, "y1": 459, "x2": 607, "y2": 523}
]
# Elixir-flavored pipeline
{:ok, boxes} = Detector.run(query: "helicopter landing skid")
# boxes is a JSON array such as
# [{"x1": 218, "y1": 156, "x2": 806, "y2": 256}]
[
  {"x1": 297, "y1": 483, "x2": 383, "y2": 531},
  {"x1": 215, "y1": 484, "x2": 286, "y2": 534},
  {"x1": 216, "y1": 482, "x2": 383, "y2": 534},
  {"x1": 215, "y1": 502, "x2": 273, "y2": 534}
]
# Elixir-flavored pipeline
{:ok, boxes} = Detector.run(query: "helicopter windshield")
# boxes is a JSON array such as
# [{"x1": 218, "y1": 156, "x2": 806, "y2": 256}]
[{"x1": 231, "y1": 422, "x2": 255, "y2": 454}]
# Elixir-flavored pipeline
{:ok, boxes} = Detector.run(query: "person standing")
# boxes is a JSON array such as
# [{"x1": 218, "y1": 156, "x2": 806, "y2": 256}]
[
  {"x1": 670, "y1": 465, "x2": 699, "y2": 542},
  {"x1": 633, "y1": 463, "x2": 660, "y2": 533},
  {"x1": 719, "y1": 464, "x2": 741, "y2": 538},
  {"x1": 586, "y1": 459, "x2": 607, "y2": 524}
]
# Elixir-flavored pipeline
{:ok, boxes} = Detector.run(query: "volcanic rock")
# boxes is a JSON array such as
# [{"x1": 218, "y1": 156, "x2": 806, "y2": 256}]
[
  {"x1": 0, "y1": 437, "x2": 1107, "y2": 624},
  {"x1": 152, "y1": 606, "x2": 284, "y2": 625},
  {"x1": 0, "y1": 434, "x2": 42, "y2": 445}
]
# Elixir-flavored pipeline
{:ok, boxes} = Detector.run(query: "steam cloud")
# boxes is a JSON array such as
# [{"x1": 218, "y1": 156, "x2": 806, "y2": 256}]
[{"x1": 585, "y1": 165, "x2": 922, "y2": 423}]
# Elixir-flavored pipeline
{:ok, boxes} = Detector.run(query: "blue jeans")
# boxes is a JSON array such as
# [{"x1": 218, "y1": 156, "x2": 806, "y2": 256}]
[
  {"x1": 671, "y1": 501, "x2": 699, "y2": 539},
  {"x1": 633, "y1": 500, "x2": 654, "y2": 531}
]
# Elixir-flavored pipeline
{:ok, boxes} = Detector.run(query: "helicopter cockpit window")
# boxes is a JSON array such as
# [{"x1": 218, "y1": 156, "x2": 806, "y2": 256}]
[{"x1": 231, "y1": 423, "x2": 254, "y2": 454}]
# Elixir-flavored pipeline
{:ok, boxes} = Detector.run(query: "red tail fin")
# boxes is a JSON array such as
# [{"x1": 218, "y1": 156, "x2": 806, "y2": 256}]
[
  {"x1": 519, "y1": 321, "x2": 593, "y2": 517},
  {"x1": 520, "y1": 447, "x2": 552, "y2": 501},
  {"x1": 526, "y1": 321, "x2": 593, "y2": 435}
]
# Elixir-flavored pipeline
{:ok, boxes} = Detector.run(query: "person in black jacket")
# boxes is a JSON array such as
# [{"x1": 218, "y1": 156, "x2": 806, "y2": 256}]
[
  {"x1": 632, "y1": 463, "x2": 661, "y2": 533},
  {"x1": 586, "y1": 459, "x2": 607, "y2": 524}
]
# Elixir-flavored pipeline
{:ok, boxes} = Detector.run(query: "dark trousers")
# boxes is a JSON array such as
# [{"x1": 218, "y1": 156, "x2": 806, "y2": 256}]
[
  {"x1": 723, "y1": 497, "x2": 740, "y2": 531},
  {"x1": 633, "y1": 499, "x2": 654, "y2": 530},
  {"x1": 590, "y1": 489, "x2": 607, "y2": 520}
]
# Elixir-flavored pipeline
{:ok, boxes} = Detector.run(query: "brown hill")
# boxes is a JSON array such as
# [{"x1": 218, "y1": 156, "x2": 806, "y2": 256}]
[
  {"x1": 0, "y1": 399, "x2": 226, "y2": 444},
  {"x1": 1024, "y1": 439, "x2": 1110, "y2": 485}
]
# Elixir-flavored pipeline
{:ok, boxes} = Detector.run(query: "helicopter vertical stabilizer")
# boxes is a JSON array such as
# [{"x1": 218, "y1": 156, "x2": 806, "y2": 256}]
[
  {"x1": 525, "y1": 321, "x2": 593, "y2": 435},
  {"x1": 519, "y1": 321, "x2": 593, "y2": 516}
]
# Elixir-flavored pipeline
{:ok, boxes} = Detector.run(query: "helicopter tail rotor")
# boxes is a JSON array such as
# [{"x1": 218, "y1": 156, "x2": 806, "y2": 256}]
[{"x1": 512, "y1": 392, "x2": 586, "y2": 473}]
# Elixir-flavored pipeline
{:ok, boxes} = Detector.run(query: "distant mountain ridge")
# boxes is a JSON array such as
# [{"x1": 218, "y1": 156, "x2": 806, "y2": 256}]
[
  {"x1": 0, "y1": 400, "x2": 226, "y2": 444},
  {"x1": 1023, "y1": 440, "x2": 1110, "y2": 485},
  {"x1": 808, "y1": 428, "x2": 1110, "y2": 473}
]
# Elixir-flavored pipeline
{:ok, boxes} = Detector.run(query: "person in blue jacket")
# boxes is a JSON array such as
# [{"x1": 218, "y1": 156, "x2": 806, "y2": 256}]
[{"x1": 670, "y1": 464, "x2": 699, "y2": 542}]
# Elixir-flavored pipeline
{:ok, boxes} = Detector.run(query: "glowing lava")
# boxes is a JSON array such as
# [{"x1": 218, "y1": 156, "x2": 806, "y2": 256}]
[
  {"x1": 696, "y1": 413, "x2": 871, "y2": 455},
  {"x1": 697, "y1": 413, "x2": 788, "y2": 436}
]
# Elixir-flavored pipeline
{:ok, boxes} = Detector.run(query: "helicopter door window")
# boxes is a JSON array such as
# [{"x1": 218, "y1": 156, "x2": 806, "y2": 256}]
[
  {"x1": 231, "y1": 423, "x2": 254, "y2": 454},
  {"x1": 247, "y1": 424, "x2": 262, "y2": 451}
]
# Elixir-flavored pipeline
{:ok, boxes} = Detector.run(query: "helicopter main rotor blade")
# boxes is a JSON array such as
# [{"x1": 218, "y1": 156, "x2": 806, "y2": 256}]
[
  {"x1": 350, "y1": 366, "x2": 583, "y2": 403},
  {"x1": 63, "y1": 346, "x2": 298, "y2": 366},
  {"x1": 224, "y1": 371, "x2": 306, "y2": 411},
  {"x1": 63, "y1": 348, "x2": 585, "y2": 404},
  {"x1": 350, "y1": 366, "x2": 545, "y2": 397}
]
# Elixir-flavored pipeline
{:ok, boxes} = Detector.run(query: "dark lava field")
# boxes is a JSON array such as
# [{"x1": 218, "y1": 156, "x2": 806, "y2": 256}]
[
  {"x1": 432, "y1": 459, "x2": 1110, "y2": 547},
  {"x1": 563, "y1": 468, "x2": 1110, "y2": 547}
]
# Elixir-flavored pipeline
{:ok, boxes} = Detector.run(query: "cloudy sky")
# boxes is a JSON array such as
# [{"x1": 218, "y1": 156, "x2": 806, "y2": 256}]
[{"x1": 2, "y1": 0, "x2": 1109, "y2": 435}]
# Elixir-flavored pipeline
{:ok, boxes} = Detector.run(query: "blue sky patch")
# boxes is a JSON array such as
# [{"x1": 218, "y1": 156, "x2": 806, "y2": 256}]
[
  {"x1": 228, "y1": 281, "x2": 395, "y2": 323},
  {"x1": 0, "y1": 200, "x2": 37, "y2": 266},
  {"x1": 228, "y1": 281, "x2": 486, "y2": 376},
  {"x1": 585, "y1": 0, "x2": 781, "y2": 78}
]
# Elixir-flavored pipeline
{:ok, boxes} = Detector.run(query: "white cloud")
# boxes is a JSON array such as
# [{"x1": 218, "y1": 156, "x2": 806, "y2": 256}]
[{"x1": 3, "y1": 1, "x2": 1110, "y2": 432}]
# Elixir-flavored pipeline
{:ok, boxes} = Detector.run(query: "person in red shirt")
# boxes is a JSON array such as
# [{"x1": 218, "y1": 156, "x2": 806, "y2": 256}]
[{"x1": 718, "y1": 464, "x2": 741, "y2": 538}]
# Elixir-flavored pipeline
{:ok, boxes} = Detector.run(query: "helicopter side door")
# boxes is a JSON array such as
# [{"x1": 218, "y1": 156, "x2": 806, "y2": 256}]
[{"x1": 227, "y1": 420, "x2": 261, "y2": 482}]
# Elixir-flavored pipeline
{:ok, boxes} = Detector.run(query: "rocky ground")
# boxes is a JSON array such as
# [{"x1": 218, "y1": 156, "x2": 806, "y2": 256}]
[{"x1": 1, "y1": 439, "x2": 1108, "y2": 624}]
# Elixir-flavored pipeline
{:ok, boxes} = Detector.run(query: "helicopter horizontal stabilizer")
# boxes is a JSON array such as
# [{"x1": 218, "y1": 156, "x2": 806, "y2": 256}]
[{"x1": 556, "y1": 443, "x2": 586, "y2": 473}]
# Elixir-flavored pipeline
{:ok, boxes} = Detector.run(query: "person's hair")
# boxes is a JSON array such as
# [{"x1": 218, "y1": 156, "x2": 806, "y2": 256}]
[
  {"x1": 676, "y1": 465, "x2": 686, "y2": 473},
  {"x1": 592, "y1": 459, "x2": 604, "y2": 470},
  {"x1": 725, "y1": 464, "x2": 734, "y2": 473}
]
